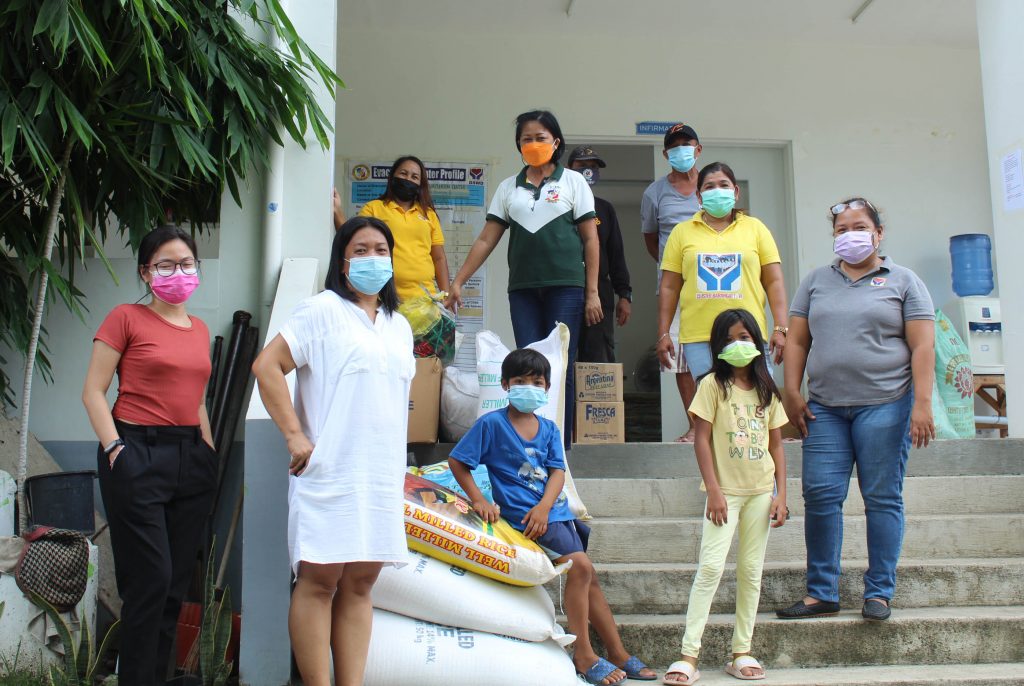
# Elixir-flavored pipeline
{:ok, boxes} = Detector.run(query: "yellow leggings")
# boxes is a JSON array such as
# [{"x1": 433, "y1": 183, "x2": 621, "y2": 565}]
[{"x1": 681, "y1": 492, "x2": 772, "y2": 657}]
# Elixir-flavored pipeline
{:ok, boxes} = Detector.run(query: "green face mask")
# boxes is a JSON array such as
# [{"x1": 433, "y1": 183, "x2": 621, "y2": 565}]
[
  {"x1": 718, "y1": 340, "x2": 761, "y2": 367},
  {"x1": 701, "y1": 187, "x2": 737, "y2": 218}
]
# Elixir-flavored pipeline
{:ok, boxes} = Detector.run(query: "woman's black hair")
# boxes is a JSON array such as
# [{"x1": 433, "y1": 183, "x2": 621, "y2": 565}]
[
  {"x1": 501, "y1": 348, "x2": 551, "y2": 387},
  {"x1": 830, "y1": 196, "x2": 883, "y2": 229},
  {"x1": 137, "y1": 225, "x2": 198, "y2": 280},
  {"x1": 706, "y1": 308, "x2": 780, "y2": 411},
  {"x1": 379, "y1": 155, "x2": 436, "y2": 212},
  {"x1": 324, "y1": 216, "x2": 399, "y2": 315},
  {"x1": 697, "y1": 161, "x2": 737, "y2": 190},
  {"x1": 514, "y1": 110, "x2": 565, "y2": 165}
]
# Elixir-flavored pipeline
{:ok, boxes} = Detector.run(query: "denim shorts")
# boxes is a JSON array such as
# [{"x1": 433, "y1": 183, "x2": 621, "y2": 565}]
[{"x1": 535, "y1": 519, "x2": 591, "y2": 560}]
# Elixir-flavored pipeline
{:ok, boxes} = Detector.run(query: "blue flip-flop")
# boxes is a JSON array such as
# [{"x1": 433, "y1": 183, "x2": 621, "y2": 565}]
[
  {"x1": 580, "y1": 657, "x2": 627, "y2": 685},
  {"x1": 621, "y1": 655, "x2": 657, "y2": 681}
]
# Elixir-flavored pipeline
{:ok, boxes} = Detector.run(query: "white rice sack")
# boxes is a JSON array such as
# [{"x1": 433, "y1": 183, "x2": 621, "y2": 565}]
[
  {"x1": 440, "y1": 367, "x2": 480, "y2": 442},
  {"x1": 372, "y1": 549, "x2": 572, "y2": 645},
  {"x1": 365, "y1": 609, "x2": 579, "y2": 686}
]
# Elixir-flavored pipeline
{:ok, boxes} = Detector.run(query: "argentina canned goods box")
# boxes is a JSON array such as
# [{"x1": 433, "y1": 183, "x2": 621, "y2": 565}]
[
  {"x1": 574, "y1": 362, "x2": 623, "y2": 402},
  {"x1": 575, "y1": 401, "x2": 625, "y2": 444}
]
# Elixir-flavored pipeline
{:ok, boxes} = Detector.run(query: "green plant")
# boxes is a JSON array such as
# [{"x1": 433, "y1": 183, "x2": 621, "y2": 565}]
[
  {"x1": 183, "y1": 543, "x2": 233, "y2": 685},
  {"x1": 28, "y1": 594, "x2": 119, "y2": 686},
  {"x1": 1, "y1": 0, "x2": 340, "y2": 530},
  {"x1": 0, "y1": 639, "x2": 47, "y2": 686}
]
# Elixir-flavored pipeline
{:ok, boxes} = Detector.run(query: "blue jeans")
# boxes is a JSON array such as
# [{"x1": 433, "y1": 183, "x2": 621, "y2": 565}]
[
  {"x1": 802, "y1": 392, "x2": 913, "y2": 603},
  {"x1": 508, "y1": 287, "x2": 584, "y2": 449}
]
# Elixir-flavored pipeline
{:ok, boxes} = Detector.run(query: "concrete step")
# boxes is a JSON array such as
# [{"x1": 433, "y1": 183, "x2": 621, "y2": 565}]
[
  {"x1": 639, "y1": 663, "x2": 1024, "y2": 685},
  {"x1": 544, "y1": 558, "x2": 1024, "y2": 615},
  {"x1": 567, "y1": 438, "x2": 1024, "y2": 479},
  {"x1": 575, "y1": 475, "x2": 1024, "y2": 518},
  {"x1": 584, "y1": 514, "x2": 1024, "y2": 564},
  {"x1": 591, "y1": 606, "x2": 1024, "y2": 669}
]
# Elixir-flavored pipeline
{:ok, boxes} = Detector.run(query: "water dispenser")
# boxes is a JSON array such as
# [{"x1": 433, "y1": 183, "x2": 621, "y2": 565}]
[{"x1": 944, "y1": 296, "x2": 1004, "y2": 374}]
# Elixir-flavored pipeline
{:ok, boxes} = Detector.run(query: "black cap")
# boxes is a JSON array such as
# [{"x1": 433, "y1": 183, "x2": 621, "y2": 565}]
[
  {"x1": 663, "y1": 123, "x2": 699, "y2": 148},
  {"x1": 567, "y1": 145, "x2": 606, "y2": 168}
]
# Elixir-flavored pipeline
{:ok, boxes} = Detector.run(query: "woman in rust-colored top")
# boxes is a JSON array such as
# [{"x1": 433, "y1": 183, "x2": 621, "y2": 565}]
[{"x1": 82, "y1": 226, "x2": 215, "y2": 686}]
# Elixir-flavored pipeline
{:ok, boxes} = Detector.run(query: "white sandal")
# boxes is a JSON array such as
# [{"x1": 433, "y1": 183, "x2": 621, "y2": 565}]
[
  {"x1": 663, "y1": 660, "x2": 701, "y2": 685},
  {"x1": 725, "y1": 655, "x2": 766, "y2": 680}
]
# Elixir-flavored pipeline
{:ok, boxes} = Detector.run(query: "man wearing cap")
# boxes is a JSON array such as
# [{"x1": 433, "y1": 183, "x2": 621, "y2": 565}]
[
  {"x1": 641, "y1": 123, "x2": 703, "y2": 441},
  {"x1": 568, "y1": 145, "x2": 632, "y2": 363}
]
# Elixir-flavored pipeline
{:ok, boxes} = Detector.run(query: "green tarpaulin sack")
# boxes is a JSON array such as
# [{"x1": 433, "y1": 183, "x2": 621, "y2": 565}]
[{"x1": 932, "y1": 310, "x2": 976, "y2": 439}]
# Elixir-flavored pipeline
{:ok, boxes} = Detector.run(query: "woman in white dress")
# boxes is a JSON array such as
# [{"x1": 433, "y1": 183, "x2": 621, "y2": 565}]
[{"x1": 252, "y1": 216, "x2": 414, "y2": 686}]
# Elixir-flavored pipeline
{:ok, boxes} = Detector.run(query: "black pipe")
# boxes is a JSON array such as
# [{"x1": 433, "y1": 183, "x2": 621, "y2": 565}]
[
  {"x1": 211, "y1": 325, "x2": 260, "y2": 518},
  {"x1": 207, "y1": 335, "x2": 224, "y2": 408},
  {"x1": 211, "y1": 311, "x2": 251, "y2": 449}
]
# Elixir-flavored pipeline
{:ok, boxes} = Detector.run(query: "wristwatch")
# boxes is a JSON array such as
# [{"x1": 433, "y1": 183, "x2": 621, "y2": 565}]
[
  {"x1": 773, "y1": 326, "x2": 789, "y2": 336},
  {"x1": 619, "y1": 291, "x2": 632, "y2": 303},
  {"x1": 104, "y1": 438, "x2": 125, "y2": 455}
]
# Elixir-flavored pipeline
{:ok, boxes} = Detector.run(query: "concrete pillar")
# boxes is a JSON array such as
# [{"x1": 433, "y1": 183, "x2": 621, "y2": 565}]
[
  {"x1": 977, "y1": 1, "x2": 1024, "y2": 437},
  {"x1": 238, "y1": 0, "x2": 337, "y2": 678}
]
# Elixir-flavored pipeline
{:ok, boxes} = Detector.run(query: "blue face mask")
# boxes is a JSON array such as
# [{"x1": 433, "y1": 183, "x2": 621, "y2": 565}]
[
  {"x1": 701, "y1": 187, "x2": 737, "y2": 218},
  {"x1": 507, "y1": 384, "x2": 548, "y2": 413},
  {"x1": 666, "y1": 145, "x2": 696, "y2": 173},
  {"x1": 345, "y1": 256, "x2": 393, "y2": 295}
]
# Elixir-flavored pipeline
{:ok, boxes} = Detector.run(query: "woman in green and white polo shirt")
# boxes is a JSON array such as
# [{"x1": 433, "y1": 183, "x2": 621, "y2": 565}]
[{"x1": 447, "y1": 110, "x2": 602, "y2": 449}]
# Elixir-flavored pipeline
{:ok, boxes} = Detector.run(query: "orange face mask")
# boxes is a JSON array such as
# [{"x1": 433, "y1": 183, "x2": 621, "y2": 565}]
[{"x1": 521, "y1": 141, "x2": 555, "y2": 167}]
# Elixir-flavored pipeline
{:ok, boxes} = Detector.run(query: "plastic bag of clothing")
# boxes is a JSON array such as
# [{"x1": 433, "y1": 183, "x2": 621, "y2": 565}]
[
  {"x1": 399, "y1": 296, "x2": 457, "y2": 364},
  {"x1": 372, "y1": 550, "x2": 572, "y2": 645},
  {"x1": 932, "y1": 310, "x2": 976, "y2": 438},
  {"x1": 412, "y1": 461, "x2": 493, "y2": 504},
  {"x1": 403, "y1": 474, "x2": 568, "y2": 586}
]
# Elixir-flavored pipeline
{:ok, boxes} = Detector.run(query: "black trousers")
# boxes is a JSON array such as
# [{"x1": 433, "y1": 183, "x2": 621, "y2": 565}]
[
  {"x1": 98, "y1": 422, "x2": 217, "y2": 686},
  {"x1": 578, "y1": 307, "x2": 616, "y2": 363}
]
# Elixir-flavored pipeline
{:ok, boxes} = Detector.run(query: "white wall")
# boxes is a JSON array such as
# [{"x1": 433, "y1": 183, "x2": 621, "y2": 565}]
[
  {"x1": 1, "y1": 179, "x2": 265, "y2": 442},
  {"x1": 334, "y1": 22, "x2": 990, "y2": 352},
  {"x1": 977, "y1": 0, "x2": 1024, "y2": 436}
]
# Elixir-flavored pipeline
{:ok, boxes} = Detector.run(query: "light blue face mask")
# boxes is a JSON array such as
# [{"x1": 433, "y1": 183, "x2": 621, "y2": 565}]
[
  {"x1": 345, "y1": 256, "x2": 393, "y2": 295},
  {"x1": 507, "y1": 384, "x2": 549, "y2": 413},
  {"x1": 700, "y1": 187, "x2": 737, "y2": 218},
  {"x1": 666, "y1": 145, "x2": 696, "y2": 173}
]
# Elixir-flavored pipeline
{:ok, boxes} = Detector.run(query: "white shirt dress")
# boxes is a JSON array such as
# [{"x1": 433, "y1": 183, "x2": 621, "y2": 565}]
[{"x1": 280, "y1": 291, "x2": 415, "y2": 573}]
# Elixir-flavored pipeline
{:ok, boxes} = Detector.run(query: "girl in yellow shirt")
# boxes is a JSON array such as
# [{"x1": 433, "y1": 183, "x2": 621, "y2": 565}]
[
  {"x1": 358, "y1": 156, "x2": 450, "y2": 302},
  {"x1": 664, "y1": 308, "x2": 788, "y2": 685}
]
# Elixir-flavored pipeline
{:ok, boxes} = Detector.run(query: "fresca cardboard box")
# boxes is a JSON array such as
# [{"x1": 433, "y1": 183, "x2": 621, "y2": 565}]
[
  {"x1": 408, "y1": 356, "x2": 442, "y2": 443},
  {"x1": 574, "y1": 362, "x2": 623, "y2": 402},
  {"x1": 575, "y1": 401, "x2": 625, "y2": 444}
]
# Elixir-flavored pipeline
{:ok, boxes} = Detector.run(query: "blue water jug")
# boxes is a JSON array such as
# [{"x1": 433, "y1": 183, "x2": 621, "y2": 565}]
[{"x1": 950, "y1": 233, "x2": 993, "y2": 297}]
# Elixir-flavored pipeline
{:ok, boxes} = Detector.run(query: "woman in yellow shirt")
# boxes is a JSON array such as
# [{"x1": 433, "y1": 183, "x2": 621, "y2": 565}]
[
  {"x1": 359, "y1": 156, "x2": 450, "y2": 302},
  {"x1": 656, "y1": 162, "x2": 789, "y2": 442}
]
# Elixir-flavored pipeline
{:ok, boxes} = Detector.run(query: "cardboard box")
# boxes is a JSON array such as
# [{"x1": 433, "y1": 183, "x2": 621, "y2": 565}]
[
  {"x1": 574, "y1": 362, "x2": 624, "y2": 402},
  {"x1": 575, "y1": 401, "x2": 625, "y2": 444},
  {"x1": 408, "y1": 357, "x2": 442, "y2": 443}
]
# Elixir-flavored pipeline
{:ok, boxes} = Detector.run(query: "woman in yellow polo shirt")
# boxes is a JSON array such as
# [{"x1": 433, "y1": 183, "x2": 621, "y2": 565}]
[
  {"x1": 359, "y1": 156, "x2": 450, "y2": 302},
  {"x1": 656, "y1": 162, "x2": 789, "y2": 441}
]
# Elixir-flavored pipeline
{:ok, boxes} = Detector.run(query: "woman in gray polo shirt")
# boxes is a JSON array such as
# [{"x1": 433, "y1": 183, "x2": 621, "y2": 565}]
[{"x1": 776, "y1": 197, "x2": 935, "y2": 622}]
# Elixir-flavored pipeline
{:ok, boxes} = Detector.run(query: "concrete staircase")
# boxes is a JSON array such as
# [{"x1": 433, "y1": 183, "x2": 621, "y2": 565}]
[{"x1": 555, "y1": 439, "x2": 1024, "y2": 685}]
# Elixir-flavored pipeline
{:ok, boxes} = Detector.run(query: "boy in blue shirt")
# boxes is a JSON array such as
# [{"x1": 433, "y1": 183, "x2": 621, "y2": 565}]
[{"x1": 449, "y1": 349, "x2": 656, "y2": 685}]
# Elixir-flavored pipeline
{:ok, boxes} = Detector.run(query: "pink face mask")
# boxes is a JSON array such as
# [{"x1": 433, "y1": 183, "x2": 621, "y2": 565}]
[
  {"x1": 833, "y1": 231, "x2": 876, "y2": 265},
  {"x1": 150, "y1": 272, "x2": 199, "y2": 304}
]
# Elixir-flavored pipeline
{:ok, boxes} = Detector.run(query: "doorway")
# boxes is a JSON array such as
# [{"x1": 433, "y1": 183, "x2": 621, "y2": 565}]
[{"x1": 565, "y1": 137, "x2": 795, "y2": 441}]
